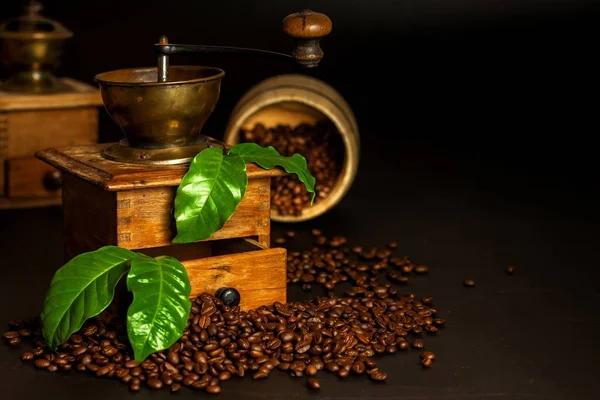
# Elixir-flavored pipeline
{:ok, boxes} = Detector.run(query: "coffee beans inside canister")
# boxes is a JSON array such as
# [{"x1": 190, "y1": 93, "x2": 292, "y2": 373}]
[{"x1": 241, "y1": 121, "x2": 344, "y2": 217}]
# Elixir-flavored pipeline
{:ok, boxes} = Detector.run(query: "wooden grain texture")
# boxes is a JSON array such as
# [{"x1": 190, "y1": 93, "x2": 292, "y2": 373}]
[
  {"x1": 5, "y1": 108, "x2": 98, "y2": 159},
  {"x1": 0, "y1": 113, "x2": 7, "y2": 196},
  {"x1": 50, "y1": 143, "x2": 286, "y2": 308},
  {"x1": 0, "y1": 159, "x2": 4, "y2": 197},
  {"x1": 183, "y1": 245, "x2": 287, "y2": 311},
  {"x1": 36, "y1": 143, "x2": 287, "y2": 191},
  {"x1": 62, "y1": 174, "x2": 117, "y2": 261},
  {"x1": 6, "y1": 156, "x2": 61, "y2": 198},
  {"x1": 0, "y1": 78, "x2": 102, "y2": 111},
  {"x1": 115, "y1": 177, "x2": 271, "y2": 249}
]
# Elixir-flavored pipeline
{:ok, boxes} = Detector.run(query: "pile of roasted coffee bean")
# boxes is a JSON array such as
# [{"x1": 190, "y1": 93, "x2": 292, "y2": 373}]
[
  {"x1": 280, "y1": 229, "x2": 429, "y2": 292},
  {"x1": 3, "y1": 229, "x2": 444, "y2": 394},
  {"x1": 241, "y1": 121, "x2": 344, "y2": 216}
]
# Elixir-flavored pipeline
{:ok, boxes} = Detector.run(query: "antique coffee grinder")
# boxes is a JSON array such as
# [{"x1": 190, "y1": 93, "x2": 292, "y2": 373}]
[
  {"x1": 37, "y1": 10, "x2": 332, "y2": 310},
  {"x1": 0, "y1": 1, "x2": 102, "y2": 209}
]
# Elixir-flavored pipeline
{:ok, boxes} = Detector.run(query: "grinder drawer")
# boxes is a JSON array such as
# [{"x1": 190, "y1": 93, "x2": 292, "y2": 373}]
[
  {"x1": 138, "y1": 238, "x2": 287, "y2": 311},
  {"x1": 5, "y1": 156, "x2": 63, "y2": 198}
]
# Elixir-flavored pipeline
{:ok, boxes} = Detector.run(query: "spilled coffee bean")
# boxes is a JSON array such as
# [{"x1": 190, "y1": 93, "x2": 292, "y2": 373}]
[{"x1": 284, "y1": 229, "x2": 430, "y2": 290}]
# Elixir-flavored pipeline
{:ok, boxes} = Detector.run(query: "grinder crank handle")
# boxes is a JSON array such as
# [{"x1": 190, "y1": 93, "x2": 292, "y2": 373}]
[{"x1": 155, "y1": 10, "x2": 332, "y2": 81}]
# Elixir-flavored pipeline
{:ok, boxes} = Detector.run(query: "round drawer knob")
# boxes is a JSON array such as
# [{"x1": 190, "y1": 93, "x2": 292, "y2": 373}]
[
  {"x1": 215, "y1": 287, "x2": 241, "y2": 307},
  {"x1": 43, "y1": 170, "x2": 62, "y2": 191}
]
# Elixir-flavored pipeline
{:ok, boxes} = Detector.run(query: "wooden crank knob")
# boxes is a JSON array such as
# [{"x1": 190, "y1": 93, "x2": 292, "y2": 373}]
[{"x1": 283, "y1": 10, "x2": 332, "y2": 67}]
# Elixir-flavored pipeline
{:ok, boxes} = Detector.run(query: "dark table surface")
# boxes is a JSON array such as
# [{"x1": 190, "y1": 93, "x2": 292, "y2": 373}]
[{"x1": 1, "y1": 137, "x2": 599, "y2": 400}]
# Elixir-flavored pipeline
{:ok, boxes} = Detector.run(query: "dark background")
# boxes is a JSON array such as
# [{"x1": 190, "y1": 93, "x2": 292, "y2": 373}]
[
  {"x1": 2, "y1": 1, "x2": 600, "y2": 399},
  {"x1": 2, "y1": 0, "x2": 599, "y2": 193}
]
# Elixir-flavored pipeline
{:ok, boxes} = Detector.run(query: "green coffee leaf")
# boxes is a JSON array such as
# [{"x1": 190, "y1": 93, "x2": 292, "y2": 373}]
[
  {"x1": 126, "y1": 255, "x2": 191, "y2": 362},
  {"x1": 40, "y1": 246, "x2": 138, "y2": 350},
  {"x1": 228, "y1": 143, "x2": 316, "y2": 204},
  {"x1": 173, "y1": 147, "x2": 247, "y2": 243}
]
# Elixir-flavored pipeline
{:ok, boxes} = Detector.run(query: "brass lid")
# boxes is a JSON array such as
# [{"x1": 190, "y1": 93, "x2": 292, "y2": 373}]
[{"x1": 0, "y1": 1, "x2": 72, "y2": 40}]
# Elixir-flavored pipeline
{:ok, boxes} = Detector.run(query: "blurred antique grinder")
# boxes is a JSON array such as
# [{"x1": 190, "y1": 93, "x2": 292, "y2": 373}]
[
  {"x1": 37, "y1": 10, "x2": 332, "y2": 310},
  {"x1": 0, "y1": 0, "x2": 102, "y2": 209}
]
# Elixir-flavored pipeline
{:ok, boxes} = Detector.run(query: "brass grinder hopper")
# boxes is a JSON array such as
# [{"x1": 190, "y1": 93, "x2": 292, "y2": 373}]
[{"x1": 94, "y1": 10, "x2": 332, "y2": 165}]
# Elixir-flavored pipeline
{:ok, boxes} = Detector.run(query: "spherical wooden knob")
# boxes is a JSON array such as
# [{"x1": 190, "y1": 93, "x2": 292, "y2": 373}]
[
  {"x1": 283, "y1": 10, "x2": 332, "y2": 67},
  {"x1": 283, "y1": 10, "x2": 332, "y2": 39}
]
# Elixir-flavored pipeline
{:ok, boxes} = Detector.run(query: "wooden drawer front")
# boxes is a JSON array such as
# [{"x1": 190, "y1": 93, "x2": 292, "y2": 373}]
[
  {"x1": 3, "y1": 108, "x2": 98, "y2": 159},
  {"x1": 116, "y1": 177, "x2": 271, "y2": 250},
  {"x1": 182, "y1": 243, "x2": 287, "y2": 311},
  {"x1": 6, "y1": 156, "x2": 62, "y2": 198}
]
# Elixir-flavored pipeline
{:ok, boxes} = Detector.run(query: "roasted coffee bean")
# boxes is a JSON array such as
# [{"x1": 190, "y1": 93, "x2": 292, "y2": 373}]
[
  {"x1": 70, "y1": 334, "x2": 83, "y2": 344},
  {"x1": 352, "y1": 361, "x2": 366, "y2": 374},
  {"x1": 122, "y1": 360, "x2": 137, "y2": 368},
  {"x1": 295, "y1": 340, "x2": 310, "y2": 354},
  {"x1": 219, "y1": 371, "x2": 231, "y2": 381},
  {"x1": 505, "y1": 265, "x2": 516, "y2": 275},
  {"x1": 206, "y1": 384, "x2": 221, "y2": 394},
  {"x1": 307, "y1": 377, "x2": 321, "y2": 390},
  {"x1": 421, "y1": 351, "x2": 436, "y2": 360},
  {"x1": 147, "y1": 379, "x2": 163, "y2": 389},
  {"x1": 102, "y1": 346, "x2": 118, "y2": 357},
  {"x1": 412, "y1": 339, "x2": 425, "y2": 349},
  {"x1": 3, "y1": 331, "x2": 18, "y2": 340},
  {"x1": 167, "y1": 351, "x2": 179, "y2": 365},
  {"x1": 414, "y1": 265, "x2": 429, "y2": 274},
  {"x1": 72, "y1": 347, "x2": 87, "y2": 356},
  {"x1": 35, "y1": 359, "x2": 51, "y2": 369},
  {"x1": 17, "y1": 329, "x2": 32, "y2": 338},
  {"x1": 305, "y1": 364, "x2": 318, "y2": 376},
  {"x1": 421, "y1": 358, "x2": 433, "y2": 368},
  {"x1": 171, "y1": 383, "x2": 181, "y2": 392},
  {"x1": 326, "y1": 361, "x2": 339, "y2": 372},
  {"x1": 86, "y1": 364, "x2": 100, "y2": 373},
  {"x1": 96, "y1": 364, "x2": 114, "y2": 377},
  {"x1": 370, "y1": 369, "x2": 388, "y2": 381},
  {"x1": 21, "y1": 352, "x2": 34, "y2": 361},
  {"x1": 82, "y1": 325, "x2": 98, "y2": 336},
  {"x1": 279, "y1": 330, "x2": 295, "y2": 343},
  {"x1": 463, "y1": 279, "x2": 475, "y2": 287},
  {"x1": 252, "y1": 371, "x2": 268, "y2": 379}
]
